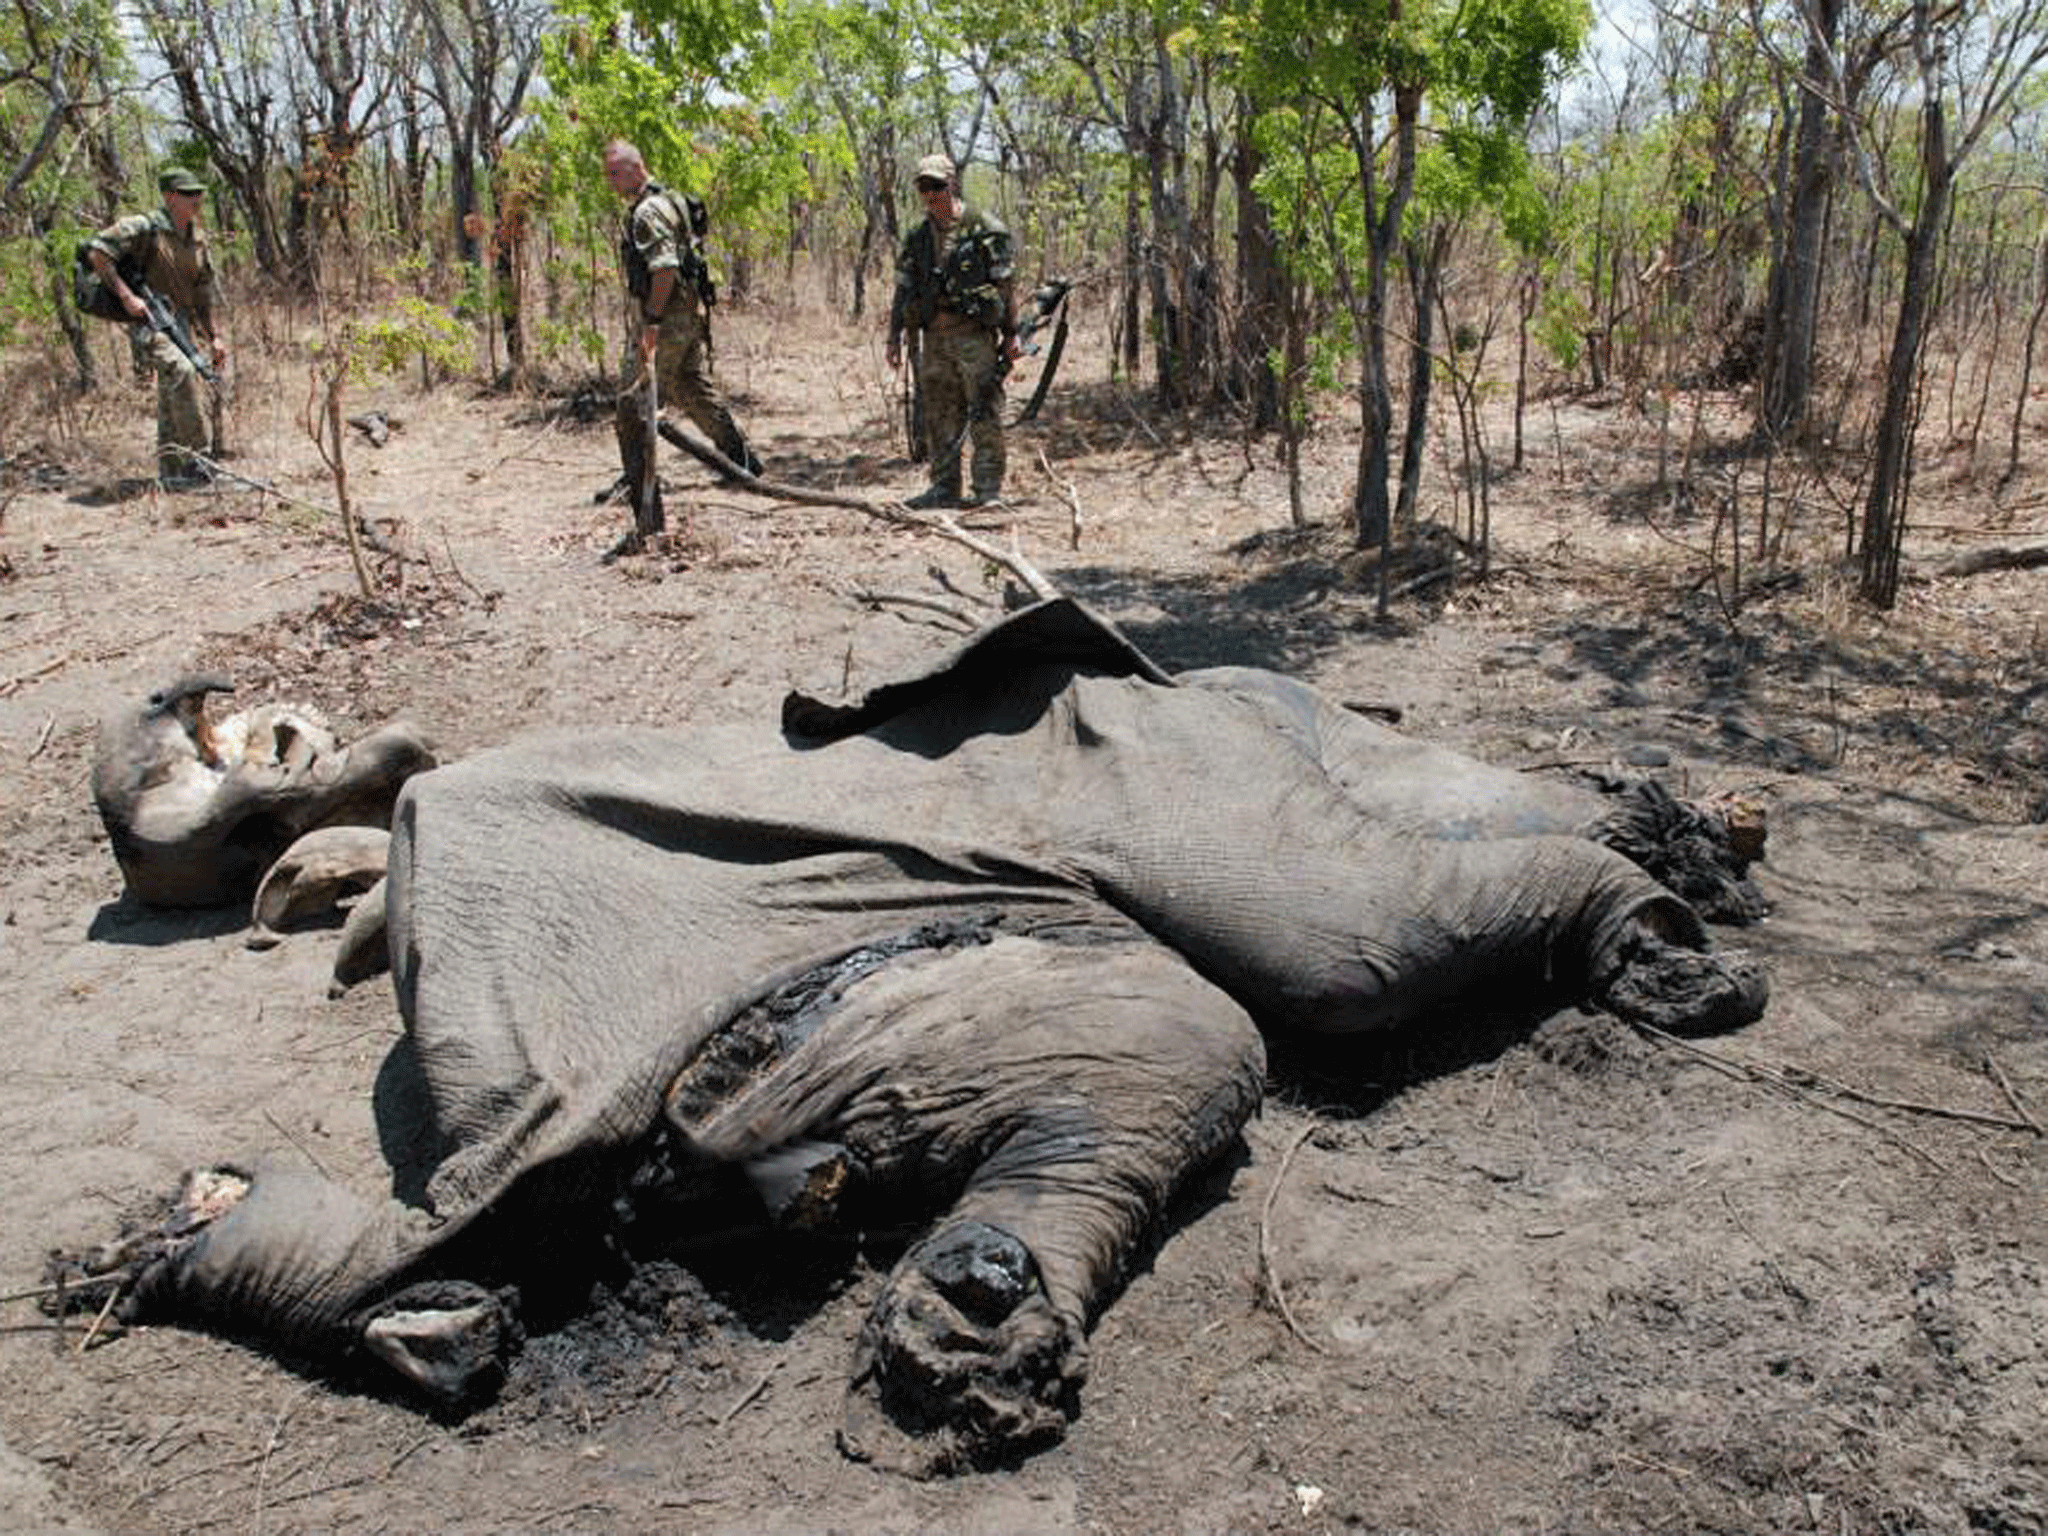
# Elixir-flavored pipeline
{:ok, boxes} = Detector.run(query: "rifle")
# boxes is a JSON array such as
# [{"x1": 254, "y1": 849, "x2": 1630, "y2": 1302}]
[
  {"x1": 131, "y1": 279, "x2": 218, "y2": 387},
  {"x1": 1013, "y1": 272, "x2": 1103, "y2": 425}
]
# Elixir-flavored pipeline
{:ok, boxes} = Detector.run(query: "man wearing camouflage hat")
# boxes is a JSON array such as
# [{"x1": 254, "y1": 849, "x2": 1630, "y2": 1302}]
[
  {"x1": 84, "y1": 168, "x2": 228, "y2": 490},
  {"x1": 886, "y1": 153, "x2": 1021, "y2": 509},
  {"x1": 604, "y1": 139, "x2": 762, "y2": 543}
]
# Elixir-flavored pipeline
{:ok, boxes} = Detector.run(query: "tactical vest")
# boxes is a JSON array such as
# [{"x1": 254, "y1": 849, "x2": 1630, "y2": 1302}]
[
  {"x1": 902, "y1": 208, "x2": 1009, "y2": 327},
  {"x1": 620, "y1": 181, "x2": 713, "y2": 304},
  {"x1": 75, "y1": 211, "x2": 209, "y2": 327}
]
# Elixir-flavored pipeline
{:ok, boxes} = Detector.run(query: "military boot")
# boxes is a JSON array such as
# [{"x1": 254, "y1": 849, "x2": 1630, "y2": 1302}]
[
  {"x1": 904, "y1": 483, "x2": 962, "y2": 510},
  {"x1": 716, "y1": 429, "x2": 765, "y2": 479}
]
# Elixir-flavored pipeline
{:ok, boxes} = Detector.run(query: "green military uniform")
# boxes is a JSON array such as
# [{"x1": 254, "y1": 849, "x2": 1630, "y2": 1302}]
[
  {"x1": 614, "y1": 178, "x2": 756, "y2": 528},
  {"x1": 890, "y1": 200, "x2": 1017, "y2": 503},
  {"x1": 87, "y1": 207, "x2": 217, "y2": 478}
]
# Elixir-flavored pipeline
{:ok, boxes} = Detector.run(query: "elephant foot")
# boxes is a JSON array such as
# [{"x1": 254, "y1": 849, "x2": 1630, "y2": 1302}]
[
  {"x1": 361, "y1": 1281, "x2": 513, "y2": 1412},
  {"x1": 1600, "y1": 930, "x2": 1768, "y2": 1035},
  {"x1": 841, "y1": 1221, "x2": 1083, "y2": 1473},
  {"x1": 46, "y1": 1167, "x2": 250, "y2": 1319}
]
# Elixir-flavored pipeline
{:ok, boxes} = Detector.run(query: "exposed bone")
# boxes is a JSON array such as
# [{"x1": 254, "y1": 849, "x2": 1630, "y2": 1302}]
[{"x1": 363, "y1": 1300, "x2": 505, "y2": 1404}]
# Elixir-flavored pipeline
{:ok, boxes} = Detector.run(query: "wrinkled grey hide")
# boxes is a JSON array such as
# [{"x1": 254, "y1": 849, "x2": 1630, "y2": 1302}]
[
  {"x1": 1178, "y1": 666, "x2": 1768, "y2": 923},
  {"x1": 91, "y1": 675, "x2": 436, "y2": 908},
  {"x1": 92, "y1": 604, "x2": 1767, "y2": 1469}
]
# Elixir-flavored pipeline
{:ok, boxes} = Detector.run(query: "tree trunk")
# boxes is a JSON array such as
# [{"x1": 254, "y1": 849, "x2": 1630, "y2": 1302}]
[
  {"x1": 1859, "y1": 97, "x2": 1951, "y2": 609},
  {"x1": 1396, "y1": 227, "x2": 1447, "y2": 527},
  {"x1": 2004, "y1": 224, "x2": 2048, "y2": 485},
  {"x1": 1351, "y1": 85, "x2": 1419, "y2": 552},
  {"x1": 1760, "y1": 0, "x2": 1839, "y2": 440},
  {"x1": 1231, "y1": 96, "x2": 1282, "y2": 431}
]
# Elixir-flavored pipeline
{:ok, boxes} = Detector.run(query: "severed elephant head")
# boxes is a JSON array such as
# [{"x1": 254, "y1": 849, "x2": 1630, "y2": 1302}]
[{"x1": 91, "y1": 673, "x2": 436, "y2": 909}]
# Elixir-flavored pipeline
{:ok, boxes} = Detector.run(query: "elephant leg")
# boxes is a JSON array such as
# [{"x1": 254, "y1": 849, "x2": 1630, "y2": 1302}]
[
  {"x1": 667, "y1": 926, "x2": 1264, "y2": 1467},
  {"x1": 1597, "y1": 922, "x2": 1768, "y2": 1035},
  {"x1": 330, "y1": 877, "x2": 389, "y2": 993}
]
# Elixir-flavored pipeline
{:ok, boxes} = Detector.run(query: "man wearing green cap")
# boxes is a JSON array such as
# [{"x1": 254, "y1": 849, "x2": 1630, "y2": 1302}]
[
  {"x1": 84, "y1": 169, "x2": 227, "y2": 490},
  {"x1": 887, "y1": 153, "x2": 1021, "y2": 509}
]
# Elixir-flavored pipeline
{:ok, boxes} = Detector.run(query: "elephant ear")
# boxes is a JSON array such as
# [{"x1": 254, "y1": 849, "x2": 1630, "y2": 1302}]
[
  {"x1": 246, "y1": 826, "x2": 389, "y2": 949},
  {"x1": 780, "y1": 598, "x2": 1173, "y2": 742}
]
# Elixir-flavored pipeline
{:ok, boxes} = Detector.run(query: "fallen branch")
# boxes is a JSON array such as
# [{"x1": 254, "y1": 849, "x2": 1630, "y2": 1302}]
[
  {"x1": 27, "y1": 715, "x2": 55, "y2": 759},
  {"x1": 1633, "y1": 1024, "x2": 1949, "y2": 1171},
  {"x1": 1258, "y1": 1123, "x2": 1326, "y2": 1354},
  {"x1": 1931, "y1": 541, "x2": 2048, "y2": 579},
  {"x1": 1035, "y1": 447, "x2": 1083, "y2": 551},
  {"x1": 1984, "y1": 1054, "x2": 2043, "y2": 1136},
  {"x1": 657, "y1": 421, "x2": 1060, "y2": 601},
  {"x1": 848, "y1": 590, "x2": 979, "y2": 631}
]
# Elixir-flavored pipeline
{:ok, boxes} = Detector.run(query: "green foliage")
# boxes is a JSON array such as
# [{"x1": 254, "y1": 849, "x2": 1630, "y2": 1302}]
[{"x1": 332, "y1": 298, "x2": 473, "y2": 386}]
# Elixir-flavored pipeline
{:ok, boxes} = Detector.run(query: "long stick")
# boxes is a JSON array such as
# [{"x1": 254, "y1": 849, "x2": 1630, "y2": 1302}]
[
  {"x1": 1259, "y1": 1123, "x2": 1326, "y2": 1354},
  {"x1": 656, "y1": 420, "x2": 1060, "y2": 601},
  {"x1": 638, "y1": 359, "x2": 662, "y2": 539}
]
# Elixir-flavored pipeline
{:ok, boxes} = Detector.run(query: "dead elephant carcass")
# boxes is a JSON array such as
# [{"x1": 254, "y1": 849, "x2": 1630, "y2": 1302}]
[
  {"x1": 67, "y1": 604, "x2": 1766, "y2": 1469},
  {"x1": 91, "y1": 674, "x2": 435, "y2": 909}
]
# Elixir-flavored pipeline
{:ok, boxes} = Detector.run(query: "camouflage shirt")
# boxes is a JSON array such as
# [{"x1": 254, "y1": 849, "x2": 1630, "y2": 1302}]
[
  {"x1": 87, "y1": 208, "x2": 216, "y2": 335},
  {"x1": 620, "y1": 180, "x2": 699, "y2": 304},
  {"x1": 890, "y1": 203, "x2": 1017, "y2": 342}
]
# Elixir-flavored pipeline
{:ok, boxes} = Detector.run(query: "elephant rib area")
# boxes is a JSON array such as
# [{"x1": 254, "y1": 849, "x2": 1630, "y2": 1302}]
[{"x1": 666, "y1": 922, "x2": 1266, "y2": 1326}]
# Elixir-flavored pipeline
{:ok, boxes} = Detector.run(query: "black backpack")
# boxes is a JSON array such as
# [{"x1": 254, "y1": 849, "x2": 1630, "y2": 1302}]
[{"x1": 72, "y1": 242, "x2": 142, "y2": 323}]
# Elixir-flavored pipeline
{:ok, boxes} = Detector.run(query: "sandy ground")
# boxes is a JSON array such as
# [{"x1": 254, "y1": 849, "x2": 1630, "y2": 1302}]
[{"x1": 2, "y1": 300, "x2": 2046, "y2": 1534}]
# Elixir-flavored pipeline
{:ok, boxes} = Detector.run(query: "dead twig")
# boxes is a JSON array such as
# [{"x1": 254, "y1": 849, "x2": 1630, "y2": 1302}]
[
  {"x1": 263, "y1": 1110, "x2": 331, "y2": 1179},
  {"x1": 1984, "y1": 1054, "x2": 2043, "y2": 1136},
  {"x1": 252, "y1": 1383, "x2": 316, "y2": 1535},
  {"x1": 1258, "y1": 1123, "x2": 1326, "y2": 1354},
  {"x1": 1632, "y1": 1024, "x2": 1949, "y2": 1172},
  {"x1": 1035, "y1": 447, "x2": 1084, "y2": 551},
  {"x1": 251, "y1": 1432, "x2": 439, "y2": 1513},
  {"x1": 716, "y1": 1359, "x2": 781, "y2": 1427},
  {"x1": 0, "y1": 1275, "x2": 119, "y2": 1307},
  {"x1": 439, "y1": 532, "x2": 490, "y2": 604},
  {"x1": 0, "y1": 655, "x2": 65, "y2": 697},
  {"x1": 848, "y1": 590, "x2": 979, "y2": 631},
  {"x1": 465, "y1": 411, "x2": 559, "y2": 482},
  {"x1": 75, "y1": 1279, "x2": 122, "y2": 1353},
  {"x1": 1977, "y1": 1148, "x2": 2025, "y2": 1189},
  {"x1": 27, "y1": 715, "x2": 55, "y2": 759},
  {"x1": 658, "y1": 421, "x2": 1060, "y2": 601}
]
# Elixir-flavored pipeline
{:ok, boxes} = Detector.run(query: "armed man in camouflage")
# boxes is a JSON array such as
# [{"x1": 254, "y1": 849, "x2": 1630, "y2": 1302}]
[
  {"x1": 84, "y1": 168, "x2": 228, "y2": 490},
  {"x1": 604, "y1": 139, "x2": 761, "y2": 538},
  {"x1": 886, "y1": 154, "x2": 1021, "y2": 509}
]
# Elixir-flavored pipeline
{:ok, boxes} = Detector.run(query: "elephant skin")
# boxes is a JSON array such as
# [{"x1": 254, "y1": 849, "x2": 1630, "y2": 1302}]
[
  {"x1": 91, "y1": 675, "x2": 436, "y2": 908},
  {"x1": 66, "y1": 603, "x2": 1768, "y2": 1470}
]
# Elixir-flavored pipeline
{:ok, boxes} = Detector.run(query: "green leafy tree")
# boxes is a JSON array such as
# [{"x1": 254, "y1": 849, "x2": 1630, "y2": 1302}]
[{"x1": 1227, "y1": 0, "x2": 1589, "y2": 549}]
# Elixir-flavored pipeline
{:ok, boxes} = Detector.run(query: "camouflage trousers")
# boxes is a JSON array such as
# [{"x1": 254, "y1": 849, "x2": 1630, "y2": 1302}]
[
  {"x1": 918, "y1": 326, "x2": 1004, "y2": 498},
  {"x1": 151, "y1": 329, "x2": 210, "y2": 475},
  {"x1": 613, "y1": 301, "x2": 752, "y2": 516}
]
